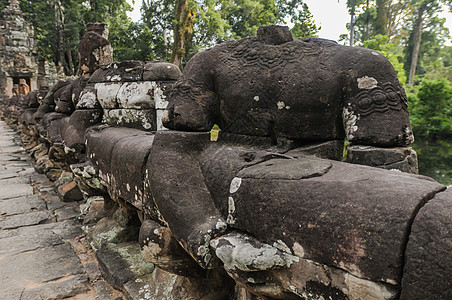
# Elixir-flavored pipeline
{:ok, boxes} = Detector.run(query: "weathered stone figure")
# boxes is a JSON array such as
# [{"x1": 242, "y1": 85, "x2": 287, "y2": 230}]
[
  {"x1": 143, "y1": 25, "x2": 451, "y2": 299},
  {"x1": 78, "y1": 23, "x2": 113, "y2": 77},
  {"x1": 163, "y1": 25, "x2": 413, "y2": 146}
]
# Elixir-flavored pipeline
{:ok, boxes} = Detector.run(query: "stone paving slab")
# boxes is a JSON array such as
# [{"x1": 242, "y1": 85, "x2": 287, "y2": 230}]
[
  {"x1": 0, "y1": 183, "x2": 34, "y2": 200},
  {"x1": 20, "y1": 274, "x2": 91, "y2": 300},
  {"x1": 0, "y1": 120, "x2": 126, "y2": 299},
  {"x1": 0, "y1": 176, "x2": 30, "y2": 185},
  {"x1": 0, "y1": 244, "x2": 85, "y2": 292},
  {"x1": 0, "y1": 210, "x2": 53, "y2": 230},
  {"x1": 0, "y1": 219, "x2": 80, "y2": 240},
  {"x1": 0, "y1": 227, "x2": 63, "y2": 257},
  {"x1": 0, "y1": 195, "x2": 46, "y2": 217},
  {"x1": 0, "y1": 169, "x2": 34, "y2": 180}
]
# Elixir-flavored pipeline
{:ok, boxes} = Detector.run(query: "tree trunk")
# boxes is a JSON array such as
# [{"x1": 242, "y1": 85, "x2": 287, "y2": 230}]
[
  {"x1": 408, "y1": 2, "x2": 427, "y2": 85},
  {"x1": 54, "y1": 0, "x2": 69, "y2": 74},
  {"x1": 171, "y1": 0, "x2": 195, "y2": 69},
  {"x1": 350, "y1": 5, "x2": 355, "y2": 46},
  {"x1": 67, "y1": 49, "x2": 74, "y2": 75},
  {"x1": 365, "y1": 0, "x2": 370, "y2": 41},
  {"x1": 376, "y1": 0, "x2": 389, "y2": 36}
]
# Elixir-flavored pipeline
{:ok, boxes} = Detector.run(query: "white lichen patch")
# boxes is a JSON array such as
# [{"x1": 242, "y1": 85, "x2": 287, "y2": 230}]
[
  {"x1": 99, "y1": 45, "x2": 113, "y2": 66},
  {"x1": 77, "y1": 90, "x2": 98, "y2": 109},
  {"x1": 227, "y1": 197, "x2": 236, "y2": 225},
  {"x1": 95, "y1": 83, "x2": 121, "y2": 108},
  {"x1": 343, "y1": 107, "x2": 359, "y2": 140},
  {"x1": 103, "y1": 109, "x2": 154, "y2": 131},
  {"x1": 210, "y1": 233, "x2": 299, "y2": 272},
  {"x1": 92, "y1": 48, "x2": 100, "y2": 61},
  {"x1": 156, "y1": 109, "x2": 168, "y2": 131},
  {"x1": 277, "y1": 101, "x2": 286, "y2": 110},
  {"x1": 229, "y1": 177, "x2": 242, "y2": 194},
  {"x1": 228, "y1": 196, "x2": 235, "y2": 214},
  {"x1": 357, "y1": 76, "x2": 378, "y2": 90},
  {"x1": 216, "y1": 219, "x2": 227, "y2": 231},
  {"x1": 117, "y1": 82, "x2": 154, "y2": 109},
  {"x1": 227, "y1": 197, "x2": 236, "y2": 224},
  {"x1": 226, "y1": 216, "x2": 236, "y2": 225},
  {"x1": 84, "y1": 165, "x2": 96, "y2": 175},
  {"x1": 141, "y1": 243, "x2": 162, "y2": 263},
  {"x1": 273, "y1": 240, "x2": 292, "y2": 254},
  {"x1": 372, "y1": 51, "x2": 380, "y2": 56},
  {"x1": 292, "y1": 242, "x2": 305, "y2": 258},
  {"x1": 64, "y1": 145, "x2": 76, "y2": 154},
  {"x1": 110, "y1": 74, "x2": 121, "y2": 82},
  {"x1": 152, "y1": 82, "x2": 168, "y2": 109},
  {"x1": 405, "y1": 126, "x2": 415, "y2": 144}
]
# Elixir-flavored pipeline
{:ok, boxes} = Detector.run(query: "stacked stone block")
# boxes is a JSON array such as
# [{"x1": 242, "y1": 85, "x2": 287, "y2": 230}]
[{"x1": 77, "y1": 61, "x2": 180, "y2": 132}]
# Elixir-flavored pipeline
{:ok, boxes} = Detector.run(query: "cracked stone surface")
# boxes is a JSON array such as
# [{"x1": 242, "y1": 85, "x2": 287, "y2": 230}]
[{"x1": 0, "y1": 120, "x2": 125, "y2": 299}]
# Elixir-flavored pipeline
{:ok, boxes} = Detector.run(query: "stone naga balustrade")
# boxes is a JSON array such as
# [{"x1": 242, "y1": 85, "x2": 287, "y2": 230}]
[{"x1": 1, "y1": 24, "x2": 451, "y2": 300}]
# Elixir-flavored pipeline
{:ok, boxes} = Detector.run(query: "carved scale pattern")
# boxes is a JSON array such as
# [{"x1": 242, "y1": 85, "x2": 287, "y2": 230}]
[
  {"x1": 169, "y1": 77, "x2": 207, "y2": 100},
  {"x1": 218, "y1": 38, "x2": 323, "y2": 72},
  {"x1": 350, "y1": 82, "x2": 408, "y2": 116}
]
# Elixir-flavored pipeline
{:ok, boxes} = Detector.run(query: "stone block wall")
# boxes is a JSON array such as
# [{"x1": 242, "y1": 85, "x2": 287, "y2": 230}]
[{"x1": 78, "y1": 61, "x2": 179, "y2": 131}]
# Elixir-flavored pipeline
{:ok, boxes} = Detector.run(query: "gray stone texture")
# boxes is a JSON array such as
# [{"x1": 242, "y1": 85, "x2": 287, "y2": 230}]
[
  {"x1": 401, "y1": 187, "x2": 452, "y2": 299},
  {"x1": 230, "y1": 159, "x2": 444, "y2": 284},
  {"x1": 0, "y1": 120, "x2": 124, "y2": 299},
  {"x1": 347, "y1": 145, "x2": 419, "y2": 174}
]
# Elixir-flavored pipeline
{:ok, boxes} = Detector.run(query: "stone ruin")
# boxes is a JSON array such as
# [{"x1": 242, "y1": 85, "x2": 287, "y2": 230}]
[
  {"x1": 0, "y1": 0, "x2": 63, "y2": 98},
  {"x1": 1, "y1": 24, "x2": 451, "y2": 299}
]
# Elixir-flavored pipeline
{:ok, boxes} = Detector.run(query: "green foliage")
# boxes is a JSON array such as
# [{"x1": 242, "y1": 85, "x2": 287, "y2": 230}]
[
  {"x1": 141, "y1": 0, "x2": 320, "y2": 64},
  {"x1": 20, "y1": 0, "x2": 58, "y2": 61},
  {"x1": 408, "y1": 78, "x2": 452, "y2": 138},
  {"x1": 141, "y1": 0, "x2": 174, "y2": 61},
  {"x1": 17, "y1": 0, "x2": 133, "y2": 74},
  {"x1": 362, "y1": 34, "x2": 407, "y2": 84},
  {"x1": 290, "y1": 3, "x2": 321, "y2": 38},
  {"x1": 411, "y1": 137, "x2": 452, "y2": 185},
  {"x1": 404, "y1": 11, "x2": 451, "y2": 78},
  {"x1": 0, "y1": 0, "x2": 9, "y2": 12}
]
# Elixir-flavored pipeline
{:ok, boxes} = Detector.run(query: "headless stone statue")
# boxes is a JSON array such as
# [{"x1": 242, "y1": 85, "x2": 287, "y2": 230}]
[
  {"x1": 163, "y1": 25, "x2": 413, "y2": 147},
  {"x1": 145, "y1": 26, "x2": 451, "y2": 299}
]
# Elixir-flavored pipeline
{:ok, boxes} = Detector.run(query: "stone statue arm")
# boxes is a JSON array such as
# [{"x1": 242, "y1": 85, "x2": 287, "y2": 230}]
[
  {"x1": 337, "y1": 47, "x2": 418, "y2": 173},
  {"x1": 339, "y1": 47, "x2": 414, "y2": 148},
  {"x1": 163, "y1": 50, "x2": 219, "y2": 131}
]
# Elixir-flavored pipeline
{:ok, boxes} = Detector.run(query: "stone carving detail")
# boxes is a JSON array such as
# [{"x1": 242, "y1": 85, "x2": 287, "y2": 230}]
[
  {"x1": 78, "y1": 23, "x2": 113, "y2": 76},
  {"x1": 165, "y1": 26, "x2": 413, "y2": 147},
  {"x1": 348, "y1": 82, "x2": 408, "y2": 116},
  {"x1": 218, "y1": 38, "x2": 322, "y2": 71}
]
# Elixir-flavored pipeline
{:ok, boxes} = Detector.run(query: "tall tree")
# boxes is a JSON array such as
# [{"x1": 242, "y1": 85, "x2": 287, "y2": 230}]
[
  {"x1": 347, "y1": 0, "x2": 366, "y2": 46},
  {"x1": 19, "y1": 0, "x2": 132, "y2": 75},
  {"x1": 142, "y1": 0, "x2": 174, "y2": 61},
  {"x1": 141, "y1": 0, "x2": 319, "y2": 67},
  {"x1": 407, "y1": 0, "x2": 450, "y2": 84},
  {"x1": 171, "y1": 0, "x2": 195, "y2": 69}
]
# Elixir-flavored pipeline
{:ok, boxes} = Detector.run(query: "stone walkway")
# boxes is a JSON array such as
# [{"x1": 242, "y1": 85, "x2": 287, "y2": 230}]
[{"x1": 0, "y1": 121, "x2": 124, "y2": 300}]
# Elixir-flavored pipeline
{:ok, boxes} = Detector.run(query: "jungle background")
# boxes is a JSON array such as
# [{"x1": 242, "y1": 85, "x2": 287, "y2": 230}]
[{"x1": 1, "y1": 0, "x2": 451, "y2": 185}]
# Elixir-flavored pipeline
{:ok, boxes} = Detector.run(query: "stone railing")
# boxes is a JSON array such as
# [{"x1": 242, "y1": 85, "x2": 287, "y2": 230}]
[{"x1": 1, "y1": 24, "x2": 451, "y2": 300}]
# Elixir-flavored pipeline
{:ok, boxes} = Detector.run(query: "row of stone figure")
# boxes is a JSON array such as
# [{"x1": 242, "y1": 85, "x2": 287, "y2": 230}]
[{"x1": 1, "y1": 24, "x2": 452, "y2": 299}]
